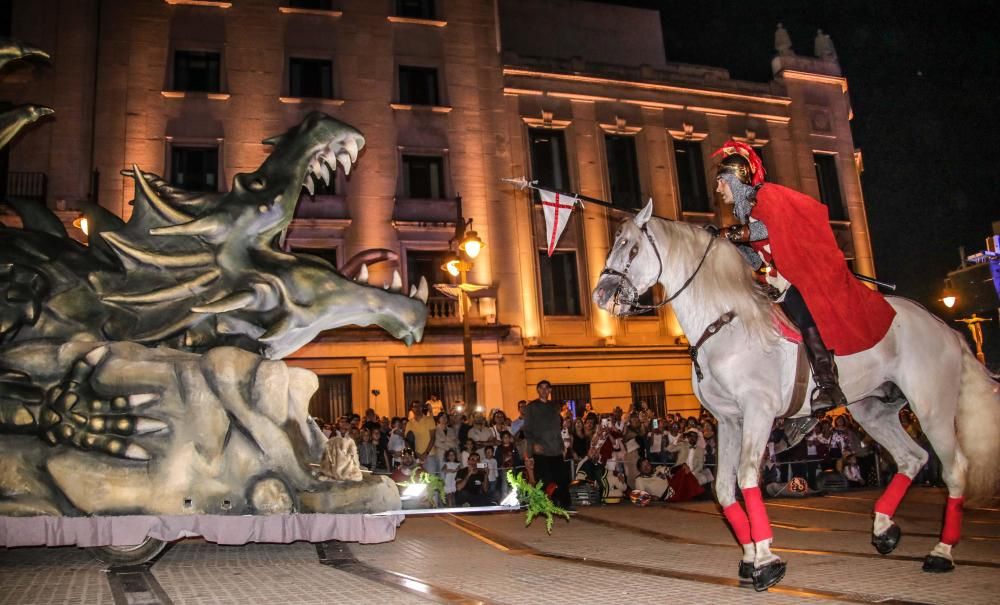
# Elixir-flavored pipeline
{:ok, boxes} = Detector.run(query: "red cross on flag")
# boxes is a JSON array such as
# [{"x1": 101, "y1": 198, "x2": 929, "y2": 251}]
[{"x1": 539, "y1": 188, "x2": 581, "y2": 257}]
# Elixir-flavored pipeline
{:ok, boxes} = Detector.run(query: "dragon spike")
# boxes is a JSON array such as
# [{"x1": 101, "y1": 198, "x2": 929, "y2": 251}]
[
  {"x1": 356, "y1": 264, "x2": 368, "y2": 283},
  {"x1": 132, "y1": 164, "x2": 192, "y2": 224},
  {"x1": 262, "y1": 135, "x2": 282, "y2": 146},
  {"x1": 409, "y1": 284, "x2": 417, "y2": 298},
  {"x1": 336, "y1": 151, "x2": 352, "y2": 175},
  {"x1": 259, "y1": 313, "x2": 292, "y2": 343},
  {"x1": 191, "y1": 290, "x2": 257, "y2": 314},
  {"x1": 131, "y1": 312, "x2": 206, "y2": 343},
  {"x1": 416, "y1": 276, "x2": 429, "y2": 303},
  {"x1": 103, "y1": 269, "x2": 221, "y2": 304},
  {"x1": 390, "y1": 269, "x2": 402, "y2": 292},
  {"x1": 149, "y1": 214, "x2": 226, "y2": 238},
  {"x1": 101, "y1": 231, "x2": 214, "y2": 268},
  {"x1": 343, "y1": 137, "x2": 359, "y2": 162}
]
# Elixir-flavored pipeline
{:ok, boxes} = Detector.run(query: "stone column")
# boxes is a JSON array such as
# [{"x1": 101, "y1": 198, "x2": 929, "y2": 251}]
[
  {"x1": 366, "y1": 356, "x2": 390, "y2": 418},
  {"x1": 481, "y1": 353, "x2": 504, "y2": 411},
  {"x1": 570, "y1": 100, "x2": 614, "y2": 341}
]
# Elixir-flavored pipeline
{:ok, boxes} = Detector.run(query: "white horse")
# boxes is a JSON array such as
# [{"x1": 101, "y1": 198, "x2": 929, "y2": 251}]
[{"x1": 593, "y1": 201, "x2": 1000, "y2": 591}]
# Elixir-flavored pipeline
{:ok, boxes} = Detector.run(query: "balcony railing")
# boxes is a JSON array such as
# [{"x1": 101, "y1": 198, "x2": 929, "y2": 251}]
[
  {"x1": 5, "y1": 172, "x2": 47, "y2": 203},
  {"x1": 427, "y1": 295, "x2": 459, "y2": 321}
]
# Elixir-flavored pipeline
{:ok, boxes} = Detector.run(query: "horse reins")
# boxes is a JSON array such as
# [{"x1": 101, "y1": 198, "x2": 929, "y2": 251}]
[
  {"x1": 599, "y1": 223, "x2": 717, "y2": 316},
  {"x1": 600, "y1": 222, "x2": 737, "y2": 382}
]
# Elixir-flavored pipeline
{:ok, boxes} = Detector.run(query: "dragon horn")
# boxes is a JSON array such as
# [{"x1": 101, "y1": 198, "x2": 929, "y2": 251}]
[
  {"x1": 259, "y1": 313, "x2": 292, "y2": 343},
  {"x1": 416, "y1": 276, "x2": 429, "y2": 303},
  {"x1": 149, "y1": 215, "x2": 226, "y2": 238},
  {"x1": 101, "y1": 231, "x2": 214, "y2": 268},
  {"x1": 132, "y1": 164, "x2": 192, "y2": 224},
  {"x1": 191, "y1": 290, "x2": 257, "y2": 314},
  {"x1": 102, "y1": 270, "x2": 221, "y2": 304}
]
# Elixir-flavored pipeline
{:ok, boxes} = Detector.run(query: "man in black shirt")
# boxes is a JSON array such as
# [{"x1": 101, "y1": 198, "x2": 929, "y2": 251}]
[
  {"x1": 455, "y1": 452, "x2": 489, "y2": 506},
  {"x1": 523, "y1": 379, "x2": 571, "y2": 508}
]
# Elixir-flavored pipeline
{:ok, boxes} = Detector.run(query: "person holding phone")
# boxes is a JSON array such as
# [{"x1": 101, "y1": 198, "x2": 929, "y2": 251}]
[{"x1": 455, "y1": 452, "x2": 489, "y2": 506}]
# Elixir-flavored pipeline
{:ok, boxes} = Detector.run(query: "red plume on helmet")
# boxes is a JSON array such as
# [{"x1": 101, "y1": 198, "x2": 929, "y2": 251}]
[{"x1": 711, "y1": 140, "x2": 766, "y2": 186}]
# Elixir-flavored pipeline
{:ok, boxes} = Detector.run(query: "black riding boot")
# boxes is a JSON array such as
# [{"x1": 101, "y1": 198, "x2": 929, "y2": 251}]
[{"x1": 801, "y1": 325, "x2": 847, "y2": 417}]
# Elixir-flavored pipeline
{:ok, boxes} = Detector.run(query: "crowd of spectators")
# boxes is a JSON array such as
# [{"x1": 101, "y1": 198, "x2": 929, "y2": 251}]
[{"x1": 312, "y1": 391, "x2": 943, "y2": 508}]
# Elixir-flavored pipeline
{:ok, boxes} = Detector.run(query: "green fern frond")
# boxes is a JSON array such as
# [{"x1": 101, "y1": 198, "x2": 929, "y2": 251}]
[{"x1": 506, "y1": 470, "x2": 570, "y2": 534}]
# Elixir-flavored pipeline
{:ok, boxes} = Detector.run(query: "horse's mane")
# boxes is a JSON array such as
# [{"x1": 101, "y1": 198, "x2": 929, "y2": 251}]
[{"x1": 651, "y1": 218, "x2": 779, "y2": 347}]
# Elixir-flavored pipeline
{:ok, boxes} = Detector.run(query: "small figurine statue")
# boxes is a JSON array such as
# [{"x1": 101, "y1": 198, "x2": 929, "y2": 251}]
[
  {"x1": 815, "y1": 29, "x2": 837, "y2": 61},
  {"x1": 775, "y1": 23, "x2": 793, "y2": 56}
]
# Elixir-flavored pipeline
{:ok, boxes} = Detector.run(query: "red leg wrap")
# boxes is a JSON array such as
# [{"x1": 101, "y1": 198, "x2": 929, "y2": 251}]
[
  {"x1": 941, "y1": 496, "x2": 964, "y2": 545},
  {"x1": 873, "y1": 474, "x2": 912, "y2": 517},
  {"x1": 722, "y1": 502, "x2": 752, "y2": 545},
  {"x1": 741, "y1": 486, "x2": 773, "y2": 543}
]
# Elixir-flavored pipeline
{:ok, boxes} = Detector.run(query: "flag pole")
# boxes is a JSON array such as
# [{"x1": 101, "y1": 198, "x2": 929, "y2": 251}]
[
  {"x1": 499, "y1": 176, "x2": 896, "y2": 291},
  {"x1": 500, "y1": 177, "x2": 618, "y2": 210}
]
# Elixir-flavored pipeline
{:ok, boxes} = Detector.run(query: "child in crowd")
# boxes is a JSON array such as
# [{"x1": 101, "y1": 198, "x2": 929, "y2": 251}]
[
  {"x1": 387, "y1": 417, "x2": 406, "y2": 468},
  {"x1": 460, "y1": 438, "x2": 476, "y2": 467},
  {"x1": 495, "y1": 431, "x2": 520, "y2": 498},
  {"x1": 442, "y1": 449, "x2": 461, "y2": 506},
  {"x1": 357, "y1": 428, "x2": 377, "y2": 471},
  {"x1": 484, "y1": 445, "x2": 499, "y2": 496}
]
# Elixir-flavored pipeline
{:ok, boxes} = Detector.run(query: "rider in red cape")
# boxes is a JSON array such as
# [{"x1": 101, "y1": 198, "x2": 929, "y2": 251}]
[{"x1": 712, "y1": 140, "x2": 896, "y2": 417}]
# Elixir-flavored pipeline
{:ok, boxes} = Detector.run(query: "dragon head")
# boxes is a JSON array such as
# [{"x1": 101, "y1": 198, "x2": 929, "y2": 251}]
[{"x1": 90, "y1": 112, "x2": 428, "y2": 358}]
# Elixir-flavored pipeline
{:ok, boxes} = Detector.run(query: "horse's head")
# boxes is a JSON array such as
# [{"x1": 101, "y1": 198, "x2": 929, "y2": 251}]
[{"x1": 592, "y1": 200, "x2": 662, "y2": 316}]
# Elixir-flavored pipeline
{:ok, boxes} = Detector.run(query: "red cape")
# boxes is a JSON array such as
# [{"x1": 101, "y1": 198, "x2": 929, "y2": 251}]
[{"x1": 751, "y1": 183, "x2": 895, "y2": 355}]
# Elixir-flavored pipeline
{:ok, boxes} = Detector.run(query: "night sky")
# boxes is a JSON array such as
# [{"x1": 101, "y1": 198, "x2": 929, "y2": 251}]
[{"x1": 608, "y1": 0, "x2": 1000, "y2": 364}]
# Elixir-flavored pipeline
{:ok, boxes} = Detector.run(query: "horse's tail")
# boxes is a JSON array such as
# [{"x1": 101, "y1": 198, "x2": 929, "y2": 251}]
[{"x1": 955, "y1": 350, "x2": 1000, "y2": 503}]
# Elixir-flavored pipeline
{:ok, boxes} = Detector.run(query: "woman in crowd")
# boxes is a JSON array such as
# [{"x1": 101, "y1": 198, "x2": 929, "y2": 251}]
[
  {"x1": 570, "y1": 418, "x2": 590, "y2": 462},
  {"x1": 356, "y1": 428, "x2": 378, "y2": 471},
  {"x1": 433, "y1": 412, "x2": 459, "y2": 468}
]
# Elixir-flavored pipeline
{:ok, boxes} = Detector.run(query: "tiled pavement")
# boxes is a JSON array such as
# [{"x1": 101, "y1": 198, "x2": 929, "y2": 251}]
[{"x1": 1, "y1": 487, "x2": 997, "y2": 604}]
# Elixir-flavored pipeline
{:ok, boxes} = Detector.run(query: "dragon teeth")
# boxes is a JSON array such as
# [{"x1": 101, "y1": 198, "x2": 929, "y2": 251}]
[
  {"x1": 336, "y1": 151, "x2": 352, "y2": 175},
  {"x1": 344, "y1": 138, "x2": 359, "y2": 162},
  {"x1": 303, "y1": 175, "x2": 315, "y2": 196},
  {"x1": 320, "y1": 162, "x2": 330, "y2": 186}
]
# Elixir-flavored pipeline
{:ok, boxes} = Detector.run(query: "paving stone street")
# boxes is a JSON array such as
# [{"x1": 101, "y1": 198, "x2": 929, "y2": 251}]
[{"x1": 2, "y1": 488, "x2": 998, "y2": 605}]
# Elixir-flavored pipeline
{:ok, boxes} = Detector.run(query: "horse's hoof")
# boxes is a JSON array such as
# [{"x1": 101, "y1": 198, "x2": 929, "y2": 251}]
[
  {"x1": 738, "y1": 560, "x2": 753, "y2": 583},
  {"x1": 922, "y1": 555, "x2": 955, "y2": 573},
  {"x1": 872, "y1": 523, "x2": 901, "y2": 555},
  {"x1": 752, "y1": 560, "x2": 787, "y2": 592}
]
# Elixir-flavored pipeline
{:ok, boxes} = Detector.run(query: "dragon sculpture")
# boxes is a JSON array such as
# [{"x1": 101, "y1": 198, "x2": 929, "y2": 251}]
[{"x1": 0, "y1": 38, "x2": 428, "y2": 517}]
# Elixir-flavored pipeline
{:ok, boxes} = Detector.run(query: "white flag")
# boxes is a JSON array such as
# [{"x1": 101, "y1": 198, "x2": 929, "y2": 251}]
[{"x1": 539, "y1": 188, "x2": 580, "y2": 257}]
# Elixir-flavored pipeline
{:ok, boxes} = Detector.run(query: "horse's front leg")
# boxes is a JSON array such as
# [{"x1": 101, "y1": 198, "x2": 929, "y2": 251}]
[
  {"x1": 737, "y1": 404, "x2": 786, "y2": 592},
  {"x1": 714, "y1": 416, "x2": 755, "y2": 583}
]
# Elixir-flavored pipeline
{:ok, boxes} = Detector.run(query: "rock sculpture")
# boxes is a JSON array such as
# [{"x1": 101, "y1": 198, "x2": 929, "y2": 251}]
[{"x1": 0, "y1": 38, "x2": 428, "y2": 517}]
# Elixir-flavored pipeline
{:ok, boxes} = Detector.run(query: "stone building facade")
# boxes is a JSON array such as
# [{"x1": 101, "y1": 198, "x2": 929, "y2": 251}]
[{"x1": 0, "y1": 0, "x2": 877, "y2": 421}]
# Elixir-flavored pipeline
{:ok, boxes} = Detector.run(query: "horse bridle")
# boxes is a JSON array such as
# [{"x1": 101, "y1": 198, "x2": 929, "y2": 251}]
[{"x1": 600, "y1": 223, "x2": 716, "y2": 316}]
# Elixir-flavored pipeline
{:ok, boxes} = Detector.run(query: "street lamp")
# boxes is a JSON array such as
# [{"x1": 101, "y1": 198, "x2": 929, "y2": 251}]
[
  {"x1": 940, "y1": 278, "x2": 957, "y2": 309},
  {"x1": 442, "y1": 203, "x2": 486, "y2": 411}
]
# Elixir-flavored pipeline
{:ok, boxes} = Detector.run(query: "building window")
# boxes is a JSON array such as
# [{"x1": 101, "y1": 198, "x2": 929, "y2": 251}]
[
  {"x1": 404, "y1": 372, "x2": 463, "y2": 412},
  {"x1": 402, "y1": 155, "x2": 445, "y2": 199},
  {"x1": 291, "y1": 247, "x2": 337, "y2": 268},
  {"x1": 605, "y1": 134, "x2": 641, "y2": 211},
  {"x1": 813, "y1": 153, "x2": 846, "y2": 221},
  {"x1": 406, "y1": 249, "x2": 449, "y2": 288},
  {"x1": 396, "y1": 0, "x2": 436, "y2": 20},
  {"x1": 289, "y1": 58, "x2": 333, "y2": 99},
  {"x1": 309, "y1": 374, "x2": 352, "y2": 423},
  {"x1": 631, "y1": 381, "x2": 667, "y2": 416},
  {"x1": 538, "y1": 250, "x2": 582, "y2": 316},
  {"x1": 398, "y1": 66, "x2": 440, "y2": 106},
  {"x1": 551, "y1": 384, "x2": 591, "y2": 419},
  {"x1": 289, "y1": 0, "x2": 333, "y2": 9},
  {"x1": 170, "y1": 146, "x2": 219, "y2": 192},
  {"x1": 528, "y1": 129, "x2": 570, "y2": 200},
  {"x1": 173, "y1": 50, "x2": 221, "y2": 93},
  {"x1": 674, "y1": 140, "x2": 709, "y2": 212}
]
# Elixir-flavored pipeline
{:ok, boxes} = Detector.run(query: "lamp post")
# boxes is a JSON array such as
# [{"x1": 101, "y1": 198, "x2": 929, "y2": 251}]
[{"x1": 442, "y1": 198, "x2": 485, "y2": 412}]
